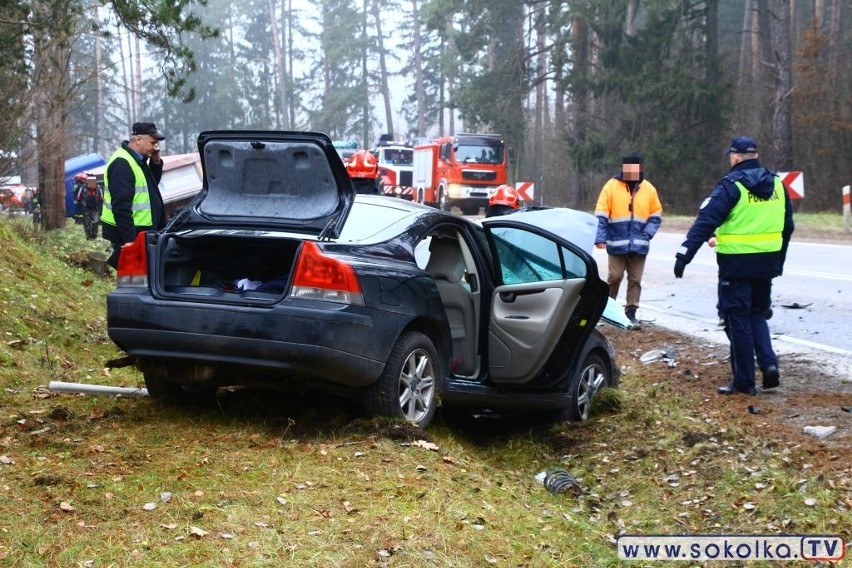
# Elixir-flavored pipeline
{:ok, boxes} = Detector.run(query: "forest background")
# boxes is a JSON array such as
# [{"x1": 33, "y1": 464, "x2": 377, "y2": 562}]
[{"x1": 2, "y1": 0, "x2": 850, "y2": 230}]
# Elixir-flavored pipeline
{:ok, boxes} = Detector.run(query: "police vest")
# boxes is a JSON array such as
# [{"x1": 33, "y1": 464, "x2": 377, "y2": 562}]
[
  {"x1": 101, "y1": 148, "x2": 153, "y2": 227},
  {"x1": 716, "y1": 178, "x2": 784, "y2": 255}
]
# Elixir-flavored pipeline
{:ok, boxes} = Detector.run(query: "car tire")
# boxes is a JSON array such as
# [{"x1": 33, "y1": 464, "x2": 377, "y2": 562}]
[
  {"x1": 143, "y1": 366, "x2": 185, "y2": 401},
  {"x1": 366, "y1": 331, "x2": 440, "y2": 428},
  {"x1": 566, "y1": 352, "x2": 611, "y2": 421}
]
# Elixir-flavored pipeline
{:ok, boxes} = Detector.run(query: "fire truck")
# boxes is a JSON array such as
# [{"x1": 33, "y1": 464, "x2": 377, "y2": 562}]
[
  {"x1": 373, "y1": 136, "x2": 414, "y2": 200},
  {"x1": 412, "y1": 133, "x2": 508, "y2": 215}
]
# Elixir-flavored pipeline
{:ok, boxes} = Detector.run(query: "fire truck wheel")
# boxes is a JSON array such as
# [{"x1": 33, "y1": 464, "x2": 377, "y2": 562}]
[{"x1": 439, "y1": 188, "x2": 451, "y2": 212}]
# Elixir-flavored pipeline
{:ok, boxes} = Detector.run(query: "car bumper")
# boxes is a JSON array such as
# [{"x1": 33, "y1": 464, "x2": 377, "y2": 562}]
[{"x1": 107, "y1": 293, "x2": 389, "y2": 387}]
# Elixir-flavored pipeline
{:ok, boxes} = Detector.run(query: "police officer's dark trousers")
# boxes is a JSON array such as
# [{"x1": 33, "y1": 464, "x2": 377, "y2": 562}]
[{"x1": 719, "y1": 278, "x2": 777, "y2": 391}]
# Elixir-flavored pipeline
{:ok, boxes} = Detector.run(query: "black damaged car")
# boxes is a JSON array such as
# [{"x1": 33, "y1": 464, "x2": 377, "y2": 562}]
[{"x1": 107, "y1": 130, "x2": 623, "y2": 428}]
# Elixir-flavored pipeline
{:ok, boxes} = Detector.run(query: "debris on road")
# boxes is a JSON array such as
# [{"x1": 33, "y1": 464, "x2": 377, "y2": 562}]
[
  {"x1": 802, "y1": 425, "x2": 837, "y2": 440},
  {"x1": 639, "y1": 347, "x2": 677, "y2": 368}
]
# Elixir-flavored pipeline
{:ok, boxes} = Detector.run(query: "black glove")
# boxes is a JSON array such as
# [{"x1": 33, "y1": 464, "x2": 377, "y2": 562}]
[{"x1": 674, "y1": 257, "x2": 686, "y2": 279}]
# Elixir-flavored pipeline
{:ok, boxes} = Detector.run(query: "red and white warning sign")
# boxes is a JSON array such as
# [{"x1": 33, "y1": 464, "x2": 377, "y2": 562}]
[
  {"x1": 776, "y1": 171, "x2": 804, "y2": 200},
  {"x1": 515, "y1": 182, "x2": 534, "y2": 201}
]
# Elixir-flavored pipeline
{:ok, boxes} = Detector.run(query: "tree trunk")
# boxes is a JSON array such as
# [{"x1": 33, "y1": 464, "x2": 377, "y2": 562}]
[
  {"x1": 268, "y1": 0, "x2": 289, "y2": 129},
  {"x1": 827, "y1": 0, "x2": 842, "y2": 79},
  {"x1": 412, "y1": 0, "x2": 426, "y2": 137},
  {"x1": 286, "y1": 0, "x2": 296, "y2": 128},
  {"x1": 446, "y1": 14, "x2": 455, "y2": 135},
  {"x1": 119, "y1": 25, "x2": 132, "y2": 127},
  {"x1": 133, "y1": 36, "x2": 142, "y2": 120},
  {"x1": 568, "y1": 13, "x2": 589, "y2": 208},
  {"x1": 533, "y1": 6, "x2": 545, "y2": 204},
  {"x1": 31, "y1": 0, "x2": 73, "y2": 230},
  {"x1": 361, "y1": 0, "x2": 370, "y2": 147},
  {"x1": 769, "y1": 0, "x2": 793, "y2": 171},
  {"x1": 371, "y1": 0, "x2": 394, "y2": 137},
  {"x1": 625, "y1": 0, "x2": 638, "y2": 36},
  {"x1": 735, "y1": 0, "x2": 756, "y2": 132}
]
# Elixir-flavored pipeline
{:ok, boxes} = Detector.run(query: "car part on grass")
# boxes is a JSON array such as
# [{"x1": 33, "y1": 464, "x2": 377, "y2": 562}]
[
  {"x1": 48, "y1": 381, "x2": 148, "y2": 397},
  {"x1": 535, "y1": 469, "x2": 583, "y2": 496},
  {"x1": 640, "y1": 348, "x2": 677, "y2": 368},
  {"x1": 802, "y1": 425, "x2": 836, "y2": 439}
]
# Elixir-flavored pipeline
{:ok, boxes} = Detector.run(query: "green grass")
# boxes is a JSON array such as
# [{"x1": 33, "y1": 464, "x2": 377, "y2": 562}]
[
  {"x1": 664, "y1": 211, "x2": 852, "y2": 241},
  {"x1": 0, "y1": 216, "x2": 848, "y2": 566}
]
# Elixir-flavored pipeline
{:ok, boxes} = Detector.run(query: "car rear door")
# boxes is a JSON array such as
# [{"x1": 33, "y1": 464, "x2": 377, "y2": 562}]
[{"x1": 482, "y1": 215, "x2": 608, "y2": 384}]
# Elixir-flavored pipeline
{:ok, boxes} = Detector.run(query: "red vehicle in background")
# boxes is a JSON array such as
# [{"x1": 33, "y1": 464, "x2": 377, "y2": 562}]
[
  {"x1": 413, "y1": 133, "x2": 509, "y2": 215},
  {"x1": 374, "y1": 142, "x2": 414, "y2": 200}
]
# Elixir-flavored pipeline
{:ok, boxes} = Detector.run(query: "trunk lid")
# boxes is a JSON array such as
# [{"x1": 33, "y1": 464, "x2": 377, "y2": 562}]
[{"x1": 186, "y1": 130, "x2": 354, "y2": 238}]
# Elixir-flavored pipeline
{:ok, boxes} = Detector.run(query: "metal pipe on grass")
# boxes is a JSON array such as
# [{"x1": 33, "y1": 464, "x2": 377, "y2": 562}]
[{"x1": 48, "y1": 381, "x2": 149, "y2": 397}]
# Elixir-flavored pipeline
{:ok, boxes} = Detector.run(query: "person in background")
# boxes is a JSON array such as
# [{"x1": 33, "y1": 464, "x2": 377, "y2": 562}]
[
  {"x1": 674, "y1": 136, "x2": 794, "y2": 395},
  {"x1": 76, "y1": 175, "x2": 103, "y2": 240},
  {"x1": 72, "y1": 173, "x2": 88, "y2": 224},
  {"x1": 345, "y1": 150, "x2": 381, "y2": 195},
  {"x1": 485, "y1": 184, "x2": 521, "y2": 218},
  {"x1": 101, "y1": 122, "x2": 166, "y2": 269},
  {"x1": 594, "y1": 152, "x2": 663, "y2": 328}
]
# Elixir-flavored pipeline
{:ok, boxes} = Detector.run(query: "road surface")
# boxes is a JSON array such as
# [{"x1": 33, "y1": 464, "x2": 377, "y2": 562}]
[{"x1": 592, "y1": 232, "x2": 852, "y2": 377}]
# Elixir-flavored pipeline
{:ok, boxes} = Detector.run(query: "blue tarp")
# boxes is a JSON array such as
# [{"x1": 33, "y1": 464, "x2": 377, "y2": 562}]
[{"x1": 65, "y1": 153, "x2": 106, "y2": 217}]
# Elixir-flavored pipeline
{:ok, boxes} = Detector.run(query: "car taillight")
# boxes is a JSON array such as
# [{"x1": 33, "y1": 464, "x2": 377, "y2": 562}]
[
  {"x1": 116, "y1": 231, "x2": 148, "y2": 287},
  {"x1": 289, "y1": 241, "x2": 364, "y2": 305}
]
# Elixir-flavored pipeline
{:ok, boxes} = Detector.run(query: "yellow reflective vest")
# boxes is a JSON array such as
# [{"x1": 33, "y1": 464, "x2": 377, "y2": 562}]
[
  {"x1": 716, "y1": 178, "x2": 785, "y2": 255},
  {"x1": 101, "y1": 147, "x2": 153, "y2": 227}
]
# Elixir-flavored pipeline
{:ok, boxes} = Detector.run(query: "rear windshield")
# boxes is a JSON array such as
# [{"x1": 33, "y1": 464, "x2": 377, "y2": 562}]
[{"x1": 337, "y1": 199, "x2": 416, "y2": 243}]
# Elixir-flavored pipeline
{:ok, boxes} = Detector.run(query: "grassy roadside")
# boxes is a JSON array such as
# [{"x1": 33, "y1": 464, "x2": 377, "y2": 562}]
[
  {"x1": 0, "y1": 215, "x2": 848, "y2": 566},
  {"x1": 662, "y1": 211, "x2": 852, "y2": 242}
]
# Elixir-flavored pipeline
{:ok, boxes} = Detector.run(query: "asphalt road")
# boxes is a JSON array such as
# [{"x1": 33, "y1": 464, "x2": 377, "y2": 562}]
[{"x1": 592, "y1": 232, "x2": 852, "y2": 376}]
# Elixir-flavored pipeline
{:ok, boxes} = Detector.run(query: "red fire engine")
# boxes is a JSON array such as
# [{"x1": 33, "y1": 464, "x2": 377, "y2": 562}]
[
  {"x1": 374, "y1": 140, "x2": 414, "y2": 200},
  {"x1": 412, "y1": 133, "x2": 508, "y2": 215}
]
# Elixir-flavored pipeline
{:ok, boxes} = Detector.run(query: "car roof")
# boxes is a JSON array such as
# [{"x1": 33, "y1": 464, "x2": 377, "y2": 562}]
[{"x1": 195, "y1": 130, "x2": 354, "y2": 238}]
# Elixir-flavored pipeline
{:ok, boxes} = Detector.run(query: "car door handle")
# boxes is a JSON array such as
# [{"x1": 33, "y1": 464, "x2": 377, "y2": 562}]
[
  {"x1": 499, "y1": 289, "x2": 544, "y2": 303},
  {"x1": 504, "y1": 315, "x2": 529, "y2": 320}
]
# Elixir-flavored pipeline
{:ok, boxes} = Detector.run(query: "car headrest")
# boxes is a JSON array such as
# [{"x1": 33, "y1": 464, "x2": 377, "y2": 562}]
[{"x1": 425, "y1": 238, "x2": 466, "y2": 283}]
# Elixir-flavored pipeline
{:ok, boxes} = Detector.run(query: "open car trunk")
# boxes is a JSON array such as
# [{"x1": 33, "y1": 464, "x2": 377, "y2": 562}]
[{"x1": 153, "y1": 232, "x2": 302, "y2": 304}]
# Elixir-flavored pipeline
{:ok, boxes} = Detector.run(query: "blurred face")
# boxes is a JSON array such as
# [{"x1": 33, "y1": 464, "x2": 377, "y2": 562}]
[
  {"x1": 622, "y1": 162, "x2": 642, "y2": 181},
  {"x1": 130, "y1": 134, "x2": 161, "y2": 158}
]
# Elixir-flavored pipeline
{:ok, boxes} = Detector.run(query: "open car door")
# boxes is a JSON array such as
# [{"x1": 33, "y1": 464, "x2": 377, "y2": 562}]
[{"x1": 482, "y1": 212, "x2": 608, "y2": 384}]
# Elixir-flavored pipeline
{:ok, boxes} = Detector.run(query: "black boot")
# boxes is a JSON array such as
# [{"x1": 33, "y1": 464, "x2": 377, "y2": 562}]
[{"x1": 625, "y1": 307, "x2": 641, "y2": 330}]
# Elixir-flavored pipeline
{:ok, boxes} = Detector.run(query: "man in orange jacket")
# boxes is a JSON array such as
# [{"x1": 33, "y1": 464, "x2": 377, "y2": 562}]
[{"x1": 594, "y1": 152, "x2": 663, "y2": 328}]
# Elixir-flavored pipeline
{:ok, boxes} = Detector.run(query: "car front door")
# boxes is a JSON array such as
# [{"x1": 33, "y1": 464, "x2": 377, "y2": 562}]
[{"x1": 483, "y1": 222, "x2": 607, "y2": 384}]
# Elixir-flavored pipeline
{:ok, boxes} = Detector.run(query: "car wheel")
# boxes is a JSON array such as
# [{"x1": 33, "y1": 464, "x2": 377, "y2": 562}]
[
  {"x1": 143, "y1": 366, "x2": 184, "y2": 401},
  {"x1": 567, "y1": 352, "x2": 611, "y2": 421},
  {"x1": 366, "y1": 331, "x2": 440, "y2": 428}
]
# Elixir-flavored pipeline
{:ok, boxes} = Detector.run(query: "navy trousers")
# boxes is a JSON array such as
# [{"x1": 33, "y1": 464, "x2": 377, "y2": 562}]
[{"x1": 719, "y1": 278, "x2": 778, "y2": 390}]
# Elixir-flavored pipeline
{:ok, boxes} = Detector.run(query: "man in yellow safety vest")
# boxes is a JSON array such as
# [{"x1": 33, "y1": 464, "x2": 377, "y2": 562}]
[{"x1": 101, "y1": 122, "x2": 166, "y2": 269}]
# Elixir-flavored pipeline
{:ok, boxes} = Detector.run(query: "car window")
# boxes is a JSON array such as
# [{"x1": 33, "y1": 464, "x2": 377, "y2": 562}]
[
  {"x1": 337, "y1": 199, "x2": 415, "y2": 243},
  {"x1": 490, "y1": 227, "x2": 586, "y2": 285}
]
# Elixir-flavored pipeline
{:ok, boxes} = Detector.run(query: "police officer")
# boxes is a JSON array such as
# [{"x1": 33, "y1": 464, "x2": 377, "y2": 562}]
[
  {"x1": 674, "y1": 136, "x2": 795, "y2": 395},
  {"x1": 101, "y1": 122, "x2": 166, "y2": 269}
]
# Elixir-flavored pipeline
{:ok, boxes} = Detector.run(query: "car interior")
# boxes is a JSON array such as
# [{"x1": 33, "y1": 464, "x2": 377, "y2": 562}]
[{"x1": 417, "y1": 229, "x2": 482, "y2": 378}]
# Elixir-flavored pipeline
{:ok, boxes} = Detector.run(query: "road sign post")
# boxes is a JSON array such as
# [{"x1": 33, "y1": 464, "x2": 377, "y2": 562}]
[{"x1": 843, "y1": 185, "x2": 850, "y2": 232}]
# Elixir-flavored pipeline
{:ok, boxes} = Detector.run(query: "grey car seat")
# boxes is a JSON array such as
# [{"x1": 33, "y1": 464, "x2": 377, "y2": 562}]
[{"x1": 425, "y1": 238, "x2": 476, "y2": 376}]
